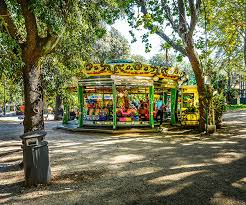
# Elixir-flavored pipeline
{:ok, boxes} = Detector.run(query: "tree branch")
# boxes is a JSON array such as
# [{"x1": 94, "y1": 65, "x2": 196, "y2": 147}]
[
  {"x1": 161, "y1": 0, "x2": 180, "y2": 35},
  {"x1": 40, "y1": 34, "x2": 60, "y2": 56},
  {"x1": 138, "y1": 0, "x2": 187, "y2": 56},
  {"x1": 0, "y1": 0, "x2": 20, "y2": 42},
  {"x1": 17, "y1": 0, "x2": 38, "y2": 49},
  {"x1": 188, "y1": 0, "x2": 201, "y2": 36},
  {"x1": 177, "y1": 0, "x2": 188, "y2": 36},
  {"x1": 156, "y1": 30, "x2": 187, "y2": 56}
]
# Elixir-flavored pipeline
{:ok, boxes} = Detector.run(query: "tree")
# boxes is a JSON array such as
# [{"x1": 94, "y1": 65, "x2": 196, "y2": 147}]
[
  {"x1": 93, "y1": 27, "x2": 130, "y2": 63},
  {"x1": 149, "y1": 52, "x2": 176, "y2": 66},
  {"x1": 120, "y1": 0, "x2": 207, "y2": 130},
  {"x1": 201, "y1": 0, "x2": 245, "y2": 103},
  {"x1": 0, "y1": 0, "x2": 116, "y2": 132},
  {"x1": 131, "y1": 54, "x2": 147, "y2": 63},
  {"x1": 204, "y1": 0, "x2": 245, "y2": 66}
]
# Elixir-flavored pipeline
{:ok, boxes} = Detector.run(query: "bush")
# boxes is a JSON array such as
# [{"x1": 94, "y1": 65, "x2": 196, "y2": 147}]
[{"x1": 213, "y1": 93, "x2": 226, "y2": 127}]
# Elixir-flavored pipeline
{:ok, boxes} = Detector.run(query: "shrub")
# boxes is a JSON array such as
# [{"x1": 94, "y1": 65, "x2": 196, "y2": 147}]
[{"x1": 213, "y1": 93, "x2": 226, "y2": 127}]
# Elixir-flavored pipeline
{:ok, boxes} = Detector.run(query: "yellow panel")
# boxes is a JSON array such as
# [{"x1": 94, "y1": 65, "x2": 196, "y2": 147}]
[{"x1": 84, "y1": 63, "x2": 180, "y2": 80}]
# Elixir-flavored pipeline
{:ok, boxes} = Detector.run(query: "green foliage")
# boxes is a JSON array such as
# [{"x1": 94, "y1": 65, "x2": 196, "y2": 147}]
[
  {"x1": 0, "y1": 32, "x2": 22, "y2": 79},
  {"x1": 93, "y1": 27, "x2": 130, "y2": 63},
  {"x1": 0, "y1": 75, "x2": 23, "y2": 106},
  {"x1": 131, "y1": 54, "x2": 147, "y2": 63},
  {"x1": 149, "y1": 53, "x2": 168, "y2": 66},
  {"x1": 1, "y1": 0, "x2": 120, "y2": 110},
  {"x1": 213, "y1": 92, "x2": 226, "y2": 126},
  {"x1": 200, "y1": 0, "x2": 245, "y2": 86},
  {"x1": 226, "y1": 104, "x2": 246, "y2": 111}
]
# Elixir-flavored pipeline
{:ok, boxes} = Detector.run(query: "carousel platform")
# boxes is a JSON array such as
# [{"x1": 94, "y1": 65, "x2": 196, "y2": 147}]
[{"x1": 57, "y1": 121, "x2": 161, "y2": 134}]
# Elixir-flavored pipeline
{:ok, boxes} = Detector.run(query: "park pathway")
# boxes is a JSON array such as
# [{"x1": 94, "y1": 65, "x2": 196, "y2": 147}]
[{"x1": 0, "y1": 111, "x2": 245, "y2": 205}]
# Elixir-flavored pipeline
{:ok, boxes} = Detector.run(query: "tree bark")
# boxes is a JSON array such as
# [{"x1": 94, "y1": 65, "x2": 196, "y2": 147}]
[
  {"x1": 185, "y1": 38, "x2": 206, "y2": 131},
  {"x1": 22, "y1": 53, "x2": 44, "y2": 133},
  {"x1": 54, "y1": 95, "x2": 63, "y2": 120}
]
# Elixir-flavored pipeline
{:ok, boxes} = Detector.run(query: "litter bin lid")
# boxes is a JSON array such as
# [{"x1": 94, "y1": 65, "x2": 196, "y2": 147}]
[
  {"x1": 32, "y1": 141, "x2": 48, "y2": 149},
  {"x1": 20, "y1": 130, "x2": 47, "y2": 140}
]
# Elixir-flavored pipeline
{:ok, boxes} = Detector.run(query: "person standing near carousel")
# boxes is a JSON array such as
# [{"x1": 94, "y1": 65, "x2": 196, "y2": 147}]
[{"x1": 156, "y1": 96, "x2": 164, "y2": 125}]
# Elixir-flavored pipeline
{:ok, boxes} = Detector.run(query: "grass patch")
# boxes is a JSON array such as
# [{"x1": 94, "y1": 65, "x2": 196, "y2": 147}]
[{"x1": 226, "y1": 104, "x2": 246, "y2": 111}]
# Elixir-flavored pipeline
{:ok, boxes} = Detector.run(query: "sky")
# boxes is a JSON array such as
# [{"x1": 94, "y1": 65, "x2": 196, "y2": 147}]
[{"x1": 112, "y1": 19, "x2": 163, "y2": 60}]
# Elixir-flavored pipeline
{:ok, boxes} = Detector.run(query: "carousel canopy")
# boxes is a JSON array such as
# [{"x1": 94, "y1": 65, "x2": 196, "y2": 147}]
[{"x1": 82, "y1": 63, "x2": 180, "y2": 81}]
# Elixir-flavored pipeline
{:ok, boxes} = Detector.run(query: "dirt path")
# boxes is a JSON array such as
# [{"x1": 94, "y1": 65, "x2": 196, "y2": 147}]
[{"x1": 0, "y1": 111, "x2": 245, "y2": 205}]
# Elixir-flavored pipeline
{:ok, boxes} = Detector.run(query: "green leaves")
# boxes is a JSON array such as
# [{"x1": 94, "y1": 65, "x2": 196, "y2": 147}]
[
  {"x1": 0, "y1": 32, "x2": 22, "y2": 79},
  {"x1": 93, "y1": 27, "x2": 130, "y2": 63}
]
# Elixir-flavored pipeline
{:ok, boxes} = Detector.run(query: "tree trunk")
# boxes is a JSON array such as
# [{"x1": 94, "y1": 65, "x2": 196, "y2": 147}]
[
  {"x1": 54, "y1": 94, "x2": 63, "y2": 120},
  {"x1": 22, "y1": 58, "x2": 44, "y2": 133},
  {"x1": 185, "y1": 39, "x2": 207, "y2": 131}
]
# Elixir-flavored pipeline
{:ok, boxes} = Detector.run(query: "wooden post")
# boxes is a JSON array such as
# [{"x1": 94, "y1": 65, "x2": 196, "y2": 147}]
[
  {"x1": 171, "y1": 88, "x2": 177, "y2": 125},
  {"x1": 112, "y1": 84, "x2": 117, "y2": 129},
  {"x1": 149, "y1": 85, "x2": 154, "y2": 128},
  {"x1": 78, "y1": 85, "x2": 84, "y2": 127}
]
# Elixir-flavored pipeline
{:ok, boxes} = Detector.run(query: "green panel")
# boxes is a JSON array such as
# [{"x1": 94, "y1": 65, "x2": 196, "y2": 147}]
[
  {"x1": 78, "y1": 85, "x2": 84, "y2": 127},
  {"x1": 63, "y1": 103, "x2": 69, "y2": 124},
  {"x1": 112, "y1": 84, "x2": 117, "y2": 129},
  {"x1": 164, "y1": 91, "x2": 168, "y2": 120},
  {"x1": 171, "y1": 88, "x2": 177, "y2": 125},
  {"x1": 164, "y1": 92, "x2": 168, "y2": 105},
  {"x1": 149, "y1": 86, "x2": 154, "y2": 128}
]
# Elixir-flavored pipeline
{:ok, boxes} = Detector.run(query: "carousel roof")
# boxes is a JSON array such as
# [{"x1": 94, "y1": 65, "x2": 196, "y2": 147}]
[{"x1": 82, "y1": 62, "x2": 180, "y2": 81}]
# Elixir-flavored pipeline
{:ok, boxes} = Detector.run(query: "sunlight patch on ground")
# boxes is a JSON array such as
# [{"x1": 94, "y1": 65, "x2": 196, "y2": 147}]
[
  {"x1": 198, "y1": 141, "x2": 237, "y2": 145},
  {"x1": 16, "y1": 189, "x2": 74, "y2": 201},
  {"x1": 170, "y1": 163, "x2": 214, "y2": 169},
  {"x1": 148, "y1": 170, "x2": 208, "y2": 185},
  {"x1": 50, "y1": 142, "x2": 83, "y2": 148},
  {"x1": 151, "y1": 146, "x2": 175, "y2": 152},
  {"x1": 1, "y1": 170, "x2": 23, "y2": 185},
  {"x1": 231, "y1": 177, "x2": 246, "y2": 191},
  {"x1": 90, "y1": 138, "x2": 135, "y2": 145},
  {"x1": 156, "y1": 182, "x2": 193, "y2": 197},
  {"x1": 135, "y1": 138, "x2": 164, "y2": 144},
  {"x1": 51, "y1": 149, "x2": 78, "y2": 154},
  {"x1": 0, "y1": 146, "x2": 21, "y2": 153},
  {"x1": 110, "y1": 154, "x2": 145, "y2": 164},
  {"x1": 0, "y1": 155, "x2": 22, "y2": 163},
  {"x1": 213, "y1": 152, "x2": 244, "y2": 164},
  {"x1": 238, "y1": 129, "x2": 246, "y2": 133},
  {"x1": 117, "y1": 167, "x2": 162, "y2": 177},
  {"x1": 224, "y1": 120, "x2": 246, "y2": 125},
  {"x1": 211, "y1": 191, "x2": 245, "y2": 205}
]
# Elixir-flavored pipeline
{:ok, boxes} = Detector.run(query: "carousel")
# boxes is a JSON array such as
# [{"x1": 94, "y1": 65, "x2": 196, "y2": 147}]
[{"x1": 63, "y1": 60, "x2": 181, "y2": 130}]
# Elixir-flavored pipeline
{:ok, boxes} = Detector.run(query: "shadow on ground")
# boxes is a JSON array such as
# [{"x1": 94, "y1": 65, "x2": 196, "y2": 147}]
[{"x1": 0, "y1": 111, "x2": 245, "y2": 205}]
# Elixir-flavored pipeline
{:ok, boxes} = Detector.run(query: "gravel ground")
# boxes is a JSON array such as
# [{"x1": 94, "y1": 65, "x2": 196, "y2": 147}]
[{"x1": 0, "y1": 111, "x2": 245, "y2": 205}]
